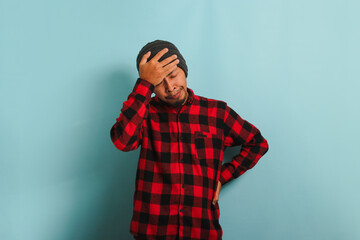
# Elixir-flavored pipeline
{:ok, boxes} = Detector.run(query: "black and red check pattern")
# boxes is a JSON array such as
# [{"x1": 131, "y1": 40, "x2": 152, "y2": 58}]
[{"x1": 110, "y1": 78, "x2": 269, "y2": 240}]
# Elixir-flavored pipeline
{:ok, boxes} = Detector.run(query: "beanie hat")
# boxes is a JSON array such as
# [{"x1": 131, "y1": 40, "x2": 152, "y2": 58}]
[{"x1": 136, "y1": 40, "x2": 188, "y2": 77}]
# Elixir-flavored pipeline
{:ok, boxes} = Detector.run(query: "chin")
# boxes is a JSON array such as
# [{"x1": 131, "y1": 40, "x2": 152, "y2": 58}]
[
  {"x1": 163, "y1": 88, "x2": 187, "y2": 107},
  {"x1": 171, "y1": 97, "x2": 187, "y2": 107}
]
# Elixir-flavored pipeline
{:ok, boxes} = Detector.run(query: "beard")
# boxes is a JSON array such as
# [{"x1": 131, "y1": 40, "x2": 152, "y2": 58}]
[{"x1": 165, "y1": 88, "x2": 188, "y2": 107}]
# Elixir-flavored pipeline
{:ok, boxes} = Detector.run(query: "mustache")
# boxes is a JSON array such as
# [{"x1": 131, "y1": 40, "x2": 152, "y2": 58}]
[{"x1": 165, "y1": 88, "x2": 183, "y2": 99}]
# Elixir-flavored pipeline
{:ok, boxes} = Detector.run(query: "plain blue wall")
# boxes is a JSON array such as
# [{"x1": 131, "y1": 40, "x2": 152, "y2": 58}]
[{"x1": 1, "y1": 0, "x2": 359, "y2": 239}]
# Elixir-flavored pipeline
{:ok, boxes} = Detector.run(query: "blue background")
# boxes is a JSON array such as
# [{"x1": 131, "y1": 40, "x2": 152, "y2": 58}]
[{"x1": 1, "y1": 1, "x2": 359, "y2": 239}]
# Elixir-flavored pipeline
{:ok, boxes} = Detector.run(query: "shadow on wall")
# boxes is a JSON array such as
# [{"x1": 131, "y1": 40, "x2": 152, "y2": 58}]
[
  {"x1": 99, "y1": 69, "x2": 140, "y2": 240},
  {"x1": 221, "y1": 145, "x2": 244, "y2": 192},
  {"x1": 100, "y1": 69, "x2": 140, "y2": 240},
  {"x1": 60, "y1": 69, "x2": 140, "y2": 240}
]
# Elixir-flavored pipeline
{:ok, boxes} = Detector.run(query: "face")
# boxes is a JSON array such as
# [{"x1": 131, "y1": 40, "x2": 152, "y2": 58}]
[{"x1": 154, "y1": 67, "x2": 188, "y2": 107}]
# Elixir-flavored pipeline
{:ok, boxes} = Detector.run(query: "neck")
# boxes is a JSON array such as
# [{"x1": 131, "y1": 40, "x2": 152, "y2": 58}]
[{"x1": 182, "y1": 90, "x2": 189, "y2": 105}]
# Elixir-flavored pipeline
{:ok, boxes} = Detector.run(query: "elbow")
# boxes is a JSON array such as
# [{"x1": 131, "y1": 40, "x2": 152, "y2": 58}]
[
  {"x1": 253, "y1": 131, "x2": 269, "y2": 155},
  {"x1": 110, "y1": 126, "x2": 139, "y2": 152},
  {"x1": 113, "y1": 143, "x2": 134, "y2": 152},
  {"x1": 110, "y1": 135, "x2": 136, "y2": 152},
  {"x1": 261, "y1": 137, "x2": 269, "y2": 155}
]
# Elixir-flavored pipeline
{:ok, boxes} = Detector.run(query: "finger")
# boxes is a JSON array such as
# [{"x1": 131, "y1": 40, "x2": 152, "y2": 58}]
[
  {"x1": 160, "y1": 54, "x2": 177, "y2": 67},
  {"x1": 162, "y1": 63, "x2": 178, "y2": 78},
  {"x1": 139, "y1": 51, "x2": 151, "y2": 66},
  {"x1": 212, "y1": 193, "x2": 219, "y2": 205},
  {"x1": 151, "y1": 48, "x2": 169, "y2": 62},
  {"x1": 162, "y1": 59, "x2": 179, "y2": 74}
]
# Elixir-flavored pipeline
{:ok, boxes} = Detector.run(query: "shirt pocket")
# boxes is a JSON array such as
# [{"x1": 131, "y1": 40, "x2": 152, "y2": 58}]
[{"x1": 194, "y1": 131, "x2": 223, "y2": 166}]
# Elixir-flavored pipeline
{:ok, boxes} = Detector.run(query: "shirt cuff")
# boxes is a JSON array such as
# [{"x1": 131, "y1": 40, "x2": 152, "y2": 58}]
[
  {"x1": 219, "y1": 164, "x2": 231, "y2": 186},
  {"x1": 219, "y1": 175, "x2": 227, "y2": 186}
]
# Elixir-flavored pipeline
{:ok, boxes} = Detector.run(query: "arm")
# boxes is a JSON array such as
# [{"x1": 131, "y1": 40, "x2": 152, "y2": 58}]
[
  {"x1": 110, "y1": 78, "x2": 154, "y2": 152},
  {"x1": 110, "y1": 48, "x2": 179, "y2": 152},
  {"x1": 219, "y1": 105, "x2": 269, "y2": 186}
]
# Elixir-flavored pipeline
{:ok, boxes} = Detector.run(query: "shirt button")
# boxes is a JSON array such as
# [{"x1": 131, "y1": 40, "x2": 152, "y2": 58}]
[
  {"x1": 180, "y1": 159, "x2": 184, "y2": 163},
  {"x1": 180, "y1": 135, "x2": 184, "y2": 141},
  {"x1": 182, "y1": 184, "x2": 184, "y2": 188},
  {"x1": 180, "y1": 208, "x2": 183, "y2": 212}
]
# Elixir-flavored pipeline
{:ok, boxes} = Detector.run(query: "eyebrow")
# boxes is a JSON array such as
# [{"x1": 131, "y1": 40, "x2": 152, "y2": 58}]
[{"x1": 166, "y1": 69, "x2": 177, "y2": 77}]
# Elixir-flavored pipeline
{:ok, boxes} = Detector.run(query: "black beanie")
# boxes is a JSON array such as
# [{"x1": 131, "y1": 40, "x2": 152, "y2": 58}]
[{"x1": 136, "y1": 40, "x2": 188, "y2": 77}]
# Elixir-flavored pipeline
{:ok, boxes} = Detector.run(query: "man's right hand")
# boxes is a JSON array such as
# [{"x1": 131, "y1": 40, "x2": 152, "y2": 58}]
[{"x1": 138, "y1": 48, "x2": 179, "y2": 87}]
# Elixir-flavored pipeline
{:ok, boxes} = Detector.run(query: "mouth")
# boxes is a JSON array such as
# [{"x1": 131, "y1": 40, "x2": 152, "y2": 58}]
[{"x1": 167, "y1": 90, "x2": 181, "y2": 99}]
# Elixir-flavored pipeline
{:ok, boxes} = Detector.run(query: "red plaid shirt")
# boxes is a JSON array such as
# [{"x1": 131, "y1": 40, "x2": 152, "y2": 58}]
[{"x1": 110, "y1": 78, "x2": 269, "y2": 240}]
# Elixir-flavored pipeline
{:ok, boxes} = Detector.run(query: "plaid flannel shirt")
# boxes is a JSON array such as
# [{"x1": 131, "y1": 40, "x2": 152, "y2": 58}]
[{"x1": 110, "y1": 78, "x2": 269, "y2": 240}]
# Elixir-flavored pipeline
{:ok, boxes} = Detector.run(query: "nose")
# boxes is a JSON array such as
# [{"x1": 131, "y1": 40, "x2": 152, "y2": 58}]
[{"x1": 163, "y1": 78, "x2": 175, "y2": 92}]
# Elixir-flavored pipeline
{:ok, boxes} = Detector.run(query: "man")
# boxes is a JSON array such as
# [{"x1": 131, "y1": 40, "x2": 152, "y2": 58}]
[{"x1": 110, "y1": 40, "x2": 269, "y2": 240}]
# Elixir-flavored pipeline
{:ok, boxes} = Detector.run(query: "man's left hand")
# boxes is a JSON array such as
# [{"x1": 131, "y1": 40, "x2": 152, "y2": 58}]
[{"x1": 212, "y1": 181, "x2": 222, "y2": 205}]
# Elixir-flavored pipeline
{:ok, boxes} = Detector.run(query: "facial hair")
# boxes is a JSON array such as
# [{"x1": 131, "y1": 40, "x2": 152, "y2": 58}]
[{"x1": 166, "y1": 88, "x2": 188, "y2": 107}]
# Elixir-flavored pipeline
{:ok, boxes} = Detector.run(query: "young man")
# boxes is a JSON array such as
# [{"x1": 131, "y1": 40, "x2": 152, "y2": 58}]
[{"x1": 110, "y1": 40, "x2": 269, "y2": 240}]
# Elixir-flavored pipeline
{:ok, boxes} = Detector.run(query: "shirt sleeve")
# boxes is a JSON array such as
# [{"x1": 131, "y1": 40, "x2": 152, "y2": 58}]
[
  {"x1": 219, "y1": 105, "x2": 269, "y2": 186},
  {"x1": 110, "y1": 78, "x2": 154, "y2": 152}
]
